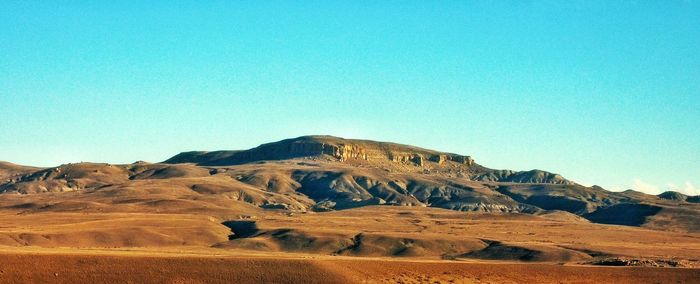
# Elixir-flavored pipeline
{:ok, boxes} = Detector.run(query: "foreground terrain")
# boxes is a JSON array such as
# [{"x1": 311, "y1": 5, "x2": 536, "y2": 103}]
[
  {"x1": 1, "y1": 251, "x2": 699, "y2": 284},
  {"x1": 0, "y1": 136, "x2": 698, "y2": 282},
  {"x1": 0, "y1": 206, "x2": 698, "y2": 283}
]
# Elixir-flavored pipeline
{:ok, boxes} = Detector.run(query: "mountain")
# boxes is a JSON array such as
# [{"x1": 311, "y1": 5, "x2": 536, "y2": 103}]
[
  {"x1": 0, "y1": 136, "x2": 698, "y2": 233},
  {"x1": 165, "y1": 135, "x2": 477, "y2": 166},
  {"x1": 165, "y1": 135, "x2": 573, "y2": 185}
]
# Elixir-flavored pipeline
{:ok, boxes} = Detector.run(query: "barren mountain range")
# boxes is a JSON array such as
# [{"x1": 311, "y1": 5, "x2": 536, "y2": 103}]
[
  {"x1": 1, "y1": 136, "x2": 699, "y2": 280},
  {"x1": 2, "y1": 135, "x2": 696, "y2": 231}
]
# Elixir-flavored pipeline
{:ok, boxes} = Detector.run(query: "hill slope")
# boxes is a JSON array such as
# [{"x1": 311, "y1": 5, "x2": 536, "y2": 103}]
[{"x1": 0, "y1": 161, "x2": 41, "y2": 182}]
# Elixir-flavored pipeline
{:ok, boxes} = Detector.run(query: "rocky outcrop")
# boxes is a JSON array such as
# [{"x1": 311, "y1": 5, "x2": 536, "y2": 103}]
[
  {"x1": 428, "y1": 155, "x2": 446, "y2": 164},
  {"x1": 452, "y1": 155, "x2": 474, "y2": 166},
  {"x1": 589, "y1": 257, "x2": 692, "y2": 268},
  {"x1": 476, "y1": 170, "x2": 572, "y2": 185},
  {"x1": 656, "y1": 191, "x2": 700, "y2": 203},
  {"x1": 0, "y1": 162, "x2": 40, "y2": 184},
  {"x1": 658, "y1": 191, "x2": 688, "y2": 201}
]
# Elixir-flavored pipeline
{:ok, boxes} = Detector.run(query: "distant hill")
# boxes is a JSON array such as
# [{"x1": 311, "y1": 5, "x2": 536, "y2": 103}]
[
  {"x1": 658, "y1": 191, "x2": 700, "y2": 203},
  {"x1": 0, "y1": 161, "x2": 41, "y2": 183}
]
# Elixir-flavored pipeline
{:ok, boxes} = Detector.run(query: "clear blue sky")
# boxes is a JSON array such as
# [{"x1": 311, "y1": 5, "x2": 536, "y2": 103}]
[{"x1": 1, "y1": 1, "x2": 698, "y2": 195}]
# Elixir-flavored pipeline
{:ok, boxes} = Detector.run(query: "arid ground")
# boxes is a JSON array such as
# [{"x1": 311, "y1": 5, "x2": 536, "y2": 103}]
[
  {"x1": 0, "y1": 206, "x2": 699, "y2": 283},
  {"x1": 1, "y1": 251, "x2": 699, "y2": 284}
]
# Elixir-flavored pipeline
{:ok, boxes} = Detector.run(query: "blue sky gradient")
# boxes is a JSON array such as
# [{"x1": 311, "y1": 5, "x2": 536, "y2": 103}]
[{"x1": 1, "y1": 1, "x2": 699, "y2": 194}]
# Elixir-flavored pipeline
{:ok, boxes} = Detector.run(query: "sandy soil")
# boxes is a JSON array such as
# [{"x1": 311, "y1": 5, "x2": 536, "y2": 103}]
[{"x1": 0, "y1": 252, "x2": 697, "y2": 284}]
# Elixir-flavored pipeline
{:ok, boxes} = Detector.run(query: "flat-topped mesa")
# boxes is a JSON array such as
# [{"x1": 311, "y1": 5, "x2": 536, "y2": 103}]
[
  {"x1": 164, "y1": 135, "x2": 571, "y2": 185},
  {"x1": 164, "y1": 135, "x2": 475, "y2": 167}
]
